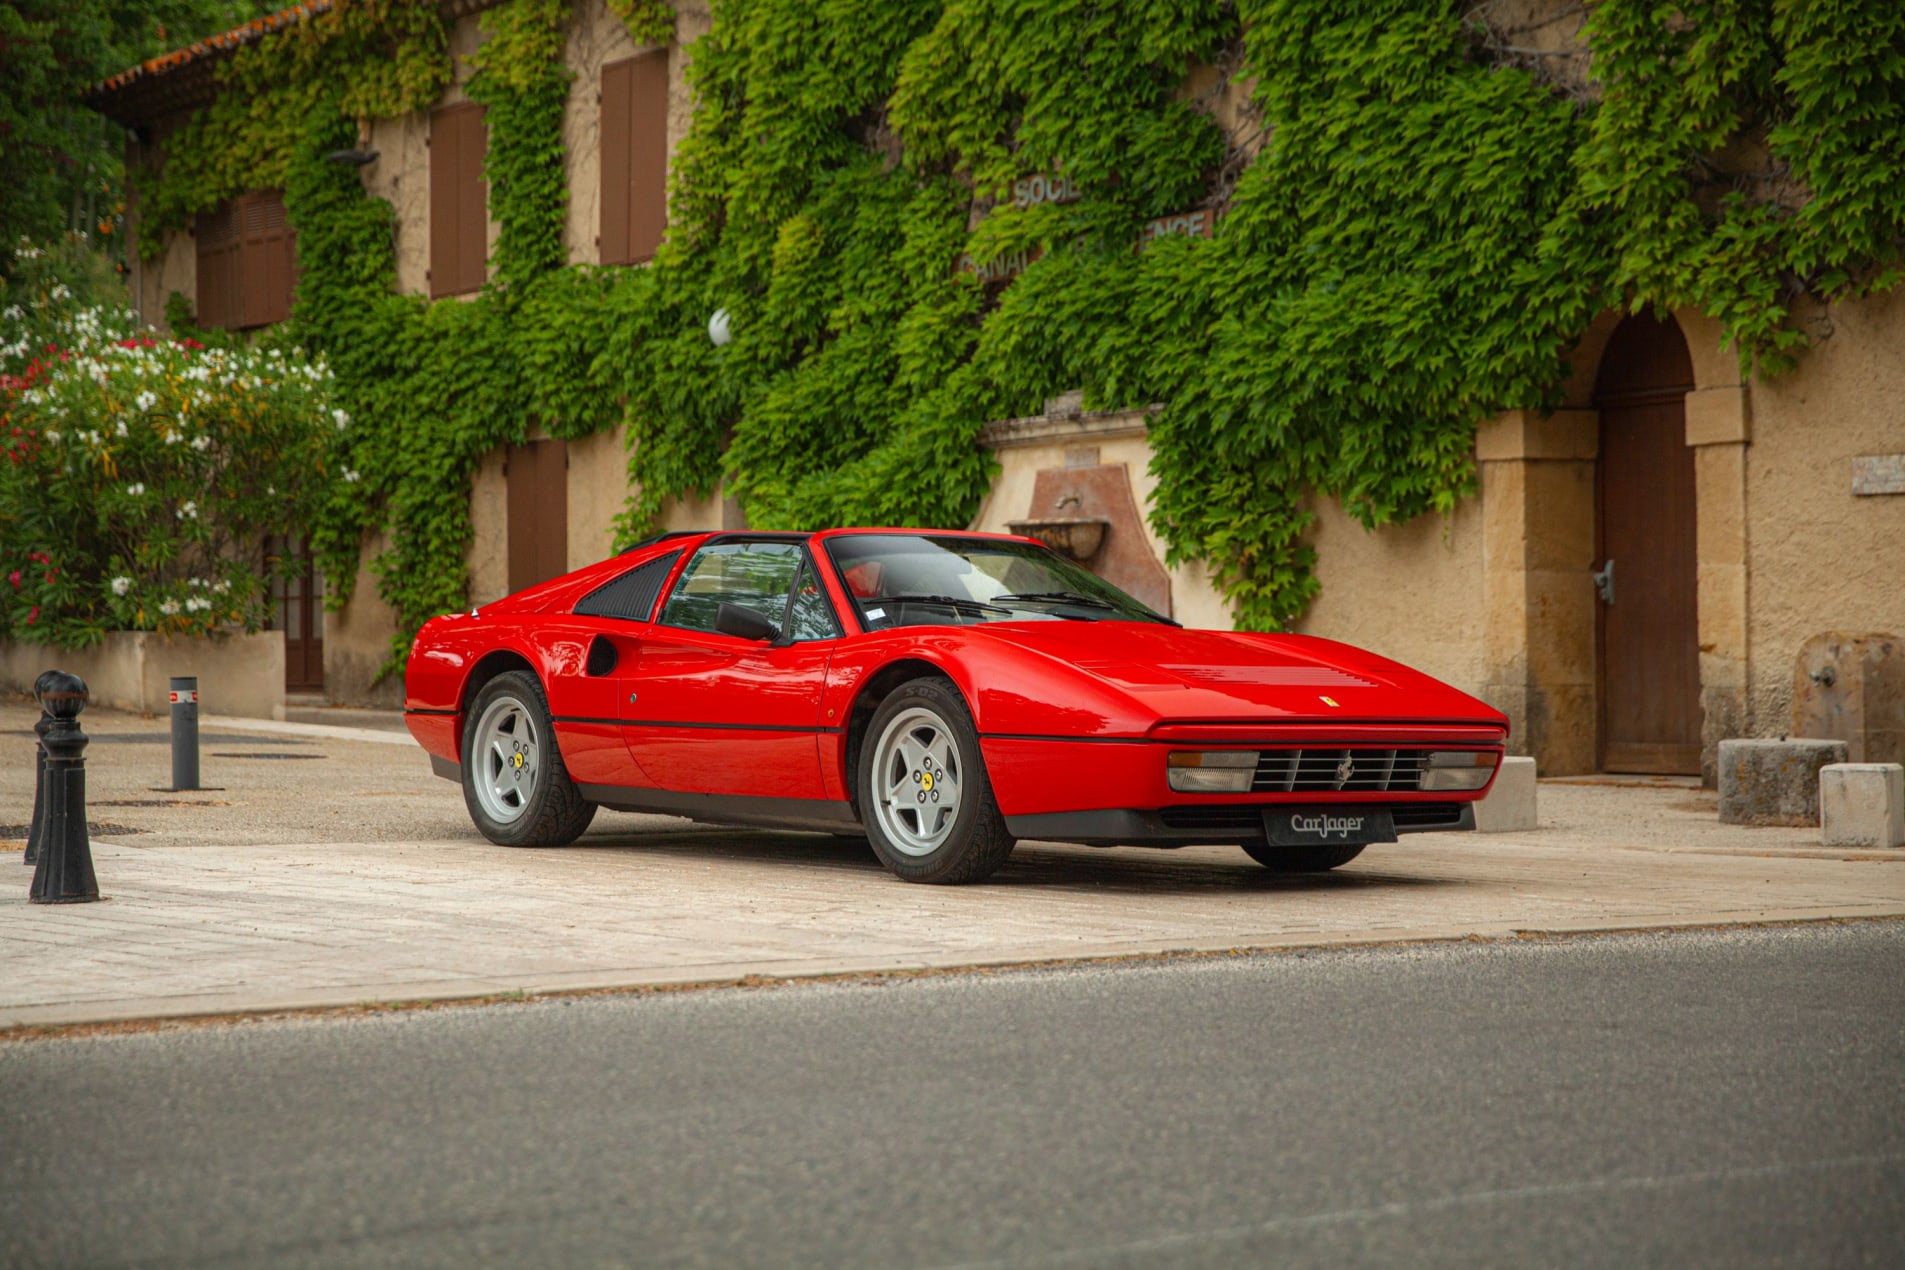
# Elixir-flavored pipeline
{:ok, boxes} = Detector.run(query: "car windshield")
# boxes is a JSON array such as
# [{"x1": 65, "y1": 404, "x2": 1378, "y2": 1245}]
[{"x1": 823, "y1": 533, "x2": 1175, "y2": 629}]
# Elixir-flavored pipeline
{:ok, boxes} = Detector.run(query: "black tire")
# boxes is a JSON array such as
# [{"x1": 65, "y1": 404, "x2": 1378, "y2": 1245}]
[
  {"x1": 461, "y1": 670, "x2": 596, "y2": 847},
  {"x1": 857, "y1": 677, "x2": 1015, "y2": 884},
  {"x1": 1240, "y1": 841, "x2": 1366, "y2": 873}
]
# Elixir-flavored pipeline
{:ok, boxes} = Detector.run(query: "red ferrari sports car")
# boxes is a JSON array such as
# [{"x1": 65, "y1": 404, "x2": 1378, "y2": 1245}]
[{"x1": 405, "y1": 529, "x2": 1508, "y2": 883}]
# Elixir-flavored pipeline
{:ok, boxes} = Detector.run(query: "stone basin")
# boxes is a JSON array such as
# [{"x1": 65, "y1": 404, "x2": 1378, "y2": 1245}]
[{"x1": 1006, "y1": 517, "x2": 1109, "y2": 561}]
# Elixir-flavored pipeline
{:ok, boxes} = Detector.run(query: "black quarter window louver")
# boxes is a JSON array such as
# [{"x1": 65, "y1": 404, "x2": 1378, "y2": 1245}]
[{"x1": 574, "y1": 551, "x2": 679, "y2": 622}]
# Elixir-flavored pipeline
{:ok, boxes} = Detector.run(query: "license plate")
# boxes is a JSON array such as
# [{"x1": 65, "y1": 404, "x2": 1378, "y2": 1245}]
[{"x1": 1263, "y1": 808, "x2": 1397, "y2": 846}]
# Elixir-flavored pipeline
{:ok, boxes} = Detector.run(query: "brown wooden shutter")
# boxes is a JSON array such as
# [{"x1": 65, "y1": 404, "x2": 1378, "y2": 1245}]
[
  {"x1": 600, "y1": 52, "x2": 668, "y2": 266},
  {"x1": 195, "y1": 203, "x2": 240, "y2": 329},
  {"x1": 506, "y1": 439, "x2": 570, "y2": 593},
  {"x1": 240, "y1": 191, "x2": 295, "y2": 328},
  {"x1": 599, "y1": 58, "x2": 634, "y2": 265},
  {"x1": 431, "y1": 103, "x2": 489, "y2": 297}
]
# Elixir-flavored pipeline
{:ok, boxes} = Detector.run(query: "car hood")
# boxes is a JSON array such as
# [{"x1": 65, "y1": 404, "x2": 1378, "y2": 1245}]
[{"x1": 969, "y1": 622, "x2": 1504, "y2": 727}]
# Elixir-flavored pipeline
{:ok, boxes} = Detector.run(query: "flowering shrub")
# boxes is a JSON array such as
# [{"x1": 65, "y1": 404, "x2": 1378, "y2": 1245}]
[{"x1": 1, "y1": 249, "x2": 338, "y2": 647}]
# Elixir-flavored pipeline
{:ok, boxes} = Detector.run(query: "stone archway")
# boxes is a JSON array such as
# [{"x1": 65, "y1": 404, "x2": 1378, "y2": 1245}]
[{"x1": 1479, "y1": 308, "x2": 1752, "y2": 782}]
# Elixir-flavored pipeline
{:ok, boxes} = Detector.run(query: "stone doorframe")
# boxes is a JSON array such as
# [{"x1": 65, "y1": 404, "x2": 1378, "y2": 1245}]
[{"x1": 1478, "y1": 310, "x2": 1751, "y2": 782}]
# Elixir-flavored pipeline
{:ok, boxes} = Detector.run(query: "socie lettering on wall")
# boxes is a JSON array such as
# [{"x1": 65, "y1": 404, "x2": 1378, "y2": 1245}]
[{"x1": 956, "y1": 173, "x2": 1217, "y2": 289}]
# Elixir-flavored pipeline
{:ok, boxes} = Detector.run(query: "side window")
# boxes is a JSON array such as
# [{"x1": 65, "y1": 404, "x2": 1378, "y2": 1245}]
[
  {"x1": 786, "y1": 560, "x2": 841, "y2": 641},
  {"x1": 659, "y1": 542, "x2": 803, "y2": 635}
]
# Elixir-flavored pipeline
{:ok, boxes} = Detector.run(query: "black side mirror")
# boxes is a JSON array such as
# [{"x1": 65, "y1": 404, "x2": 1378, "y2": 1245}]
[{"x1": 714, "y1": 601, "x2": 779, "y2": 642}]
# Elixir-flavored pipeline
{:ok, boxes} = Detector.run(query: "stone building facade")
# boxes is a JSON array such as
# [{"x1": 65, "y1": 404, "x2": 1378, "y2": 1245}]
[{"x1": 95, "y1": 0, "x2": 1905, "y2": 782}]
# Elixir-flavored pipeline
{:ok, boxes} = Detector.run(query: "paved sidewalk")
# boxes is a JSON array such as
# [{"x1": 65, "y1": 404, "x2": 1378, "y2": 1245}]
[{"x1": 2, "y1": 699, "x2": 1900, "y2": 1029}]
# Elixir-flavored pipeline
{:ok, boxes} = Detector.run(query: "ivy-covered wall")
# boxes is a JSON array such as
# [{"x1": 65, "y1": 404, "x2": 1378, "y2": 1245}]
[{"x1": 123, "y1": 0, "x2": 1905, "y2": 681}]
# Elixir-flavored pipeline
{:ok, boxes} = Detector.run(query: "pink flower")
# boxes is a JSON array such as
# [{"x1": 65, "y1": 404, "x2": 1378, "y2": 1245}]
[
  {"x1": 25, "y1": 606, "x2": 38, "y2": 625},
  {"x1": 6, "y1": 571, "x2": 17, "y2": 588}
]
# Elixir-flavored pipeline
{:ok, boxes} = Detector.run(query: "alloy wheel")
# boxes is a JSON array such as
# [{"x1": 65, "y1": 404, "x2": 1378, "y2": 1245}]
[
  {"x1": 870, "y1": 705, "x2": 965, "y2": 857},
  {"x1": 471, "y1": 694, "x2": 540, "y2": 825}
]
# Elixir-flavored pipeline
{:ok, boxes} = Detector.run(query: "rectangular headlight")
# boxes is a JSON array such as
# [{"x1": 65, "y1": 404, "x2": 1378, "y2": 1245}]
[
  {"x1": 1168, "y1": 750, "x2": 1258, "y2": 793},
  {"x1": 1417, "y1": 750, "x2": 1500, "y2": 791}
]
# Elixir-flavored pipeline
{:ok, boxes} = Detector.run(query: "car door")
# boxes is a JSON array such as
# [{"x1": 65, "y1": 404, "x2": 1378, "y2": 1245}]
[
  {"x1": 624, "y1": 539, "x2": 842, "y2": 800},
  {"x1": 537, "y1": 548, "x2": 687, "y2": 790}
]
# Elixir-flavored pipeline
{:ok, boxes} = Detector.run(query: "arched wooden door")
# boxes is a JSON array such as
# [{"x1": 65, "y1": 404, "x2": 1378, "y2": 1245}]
[{"x1": 1593, "y1": 313, "x2": 1701, "y2": 774}]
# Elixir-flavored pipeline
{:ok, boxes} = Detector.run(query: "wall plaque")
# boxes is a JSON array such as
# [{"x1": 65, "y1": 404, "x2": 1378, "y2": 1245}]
[{"x1": 1851, "y1": 454, "x2": 1905, "y2": 496}]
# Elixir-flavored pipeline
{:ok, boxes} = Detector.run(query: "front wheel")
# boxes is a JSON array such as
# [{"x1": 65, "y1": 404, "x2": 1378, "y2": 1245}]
[
  {"x1": 858, "y1": 678, "x2": 1015, "y2": 884},
  {"x1": 1240, "y1": 842, "x2": 1366, "y2": 873},
  {"x1": 462, "y1": 670, "x2": 596, "y2": 847}
]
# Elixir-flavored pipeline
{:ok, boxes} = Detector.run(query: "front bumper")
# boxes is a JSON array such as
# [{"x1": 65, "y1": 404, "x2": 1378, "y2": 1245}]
[{"x1": 1003, "y1": 800, "x2": 1474, "y2": 847}]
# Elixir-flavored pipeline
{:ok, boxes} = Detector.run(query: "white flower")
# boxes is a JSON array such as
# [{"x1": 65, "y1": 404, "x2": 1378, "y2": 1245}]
[
  {"x1": 125, "y1": 482, "x2": 145, "y2": 496},
  {"x1": 190, "y1": 435, "x2": 211, "y2": 452},
  {"x1": 115, "y1": 420, "x2": 128, "y2": 438},
  {"x1": 49, "y1": 284, "x2": 70, "y2": 301},
  {"x1": 43, "y1": 430, "x2": 60, "y2": 444},
  {"x1": 342, "y1": 469, "x2": 360, "y2": 484},
  {"x1": 135, "y1": 391, "x2": 157, "y2": 412},
  {"x1": 332, "y1": 408, "x2": 350, "y2": 430},
  {"x1": 159, "y1": 599, "x2": 180, "y2": 616},
  {"x1": 185, "y1": 596, "x2": 210, "y2": 613},
  {"x1": 2, "y1": 304, "x2": 21, "y2": 321},
  {"x1": 189, "y1": 577, "x2": 205, "y2": 588},
  {"x1": 110, "y1": 576, "x2": 132, "y2": 597},
  {"x1": 176, "y1": 500, "x2": 197, "y2": 520}
]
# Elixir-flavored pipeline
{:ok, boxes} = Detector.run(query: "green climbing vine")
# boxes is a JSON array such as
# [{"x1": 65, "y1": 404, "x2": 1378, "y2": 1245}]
[
  {"x1": 126, "y1": 0, "x2": 1905, "y2": 674},
  {"x1": 136, "y1": 0, "x2": 450, "y2": 257}
]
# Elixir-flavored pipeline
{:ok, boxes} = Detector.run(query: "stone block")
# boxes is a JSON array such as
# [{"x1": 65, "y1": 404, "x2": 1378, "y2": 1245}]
[
  {"x1": 1819, "y1": 764, "x2": 1905, "y2": 848},
  {"x1": 1474, "y1": 756, "x2": 1537, "y2": 832},
  {"x1": 1717, "y1": 738, "x2": 1849, "y2": 826},
  {"x1": 1683, "y1": 384, "x2": 1751, "y2": 446}
]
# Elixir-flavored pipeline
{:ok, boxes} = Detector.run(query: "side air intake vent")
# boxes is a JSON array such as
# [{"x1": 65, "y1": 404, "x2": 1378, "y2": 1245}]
[{"x1": 575, "y1": 551, "x2": 679, "y2": 622}]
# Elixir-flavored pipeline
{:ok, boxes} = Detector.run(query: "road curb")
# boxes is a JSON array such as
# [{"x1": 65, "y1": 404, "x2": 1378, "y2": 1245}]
[{"x1": 7, "y1": 912, "x2": 1899, "y2": 1043}]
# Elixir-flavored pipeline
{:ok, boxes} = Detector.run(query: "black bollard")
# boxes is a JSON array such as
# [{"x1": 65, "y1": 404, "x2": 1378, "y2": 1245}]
[
  {"x1": 169, "y1": 675, "x2": 200, "y2": 792},
  {"x1": 29, "y1": 671, "x2": 99, "y2": 904},
  {"x1": 24, "y1": 670, "x2": 58, "y2": 865}
]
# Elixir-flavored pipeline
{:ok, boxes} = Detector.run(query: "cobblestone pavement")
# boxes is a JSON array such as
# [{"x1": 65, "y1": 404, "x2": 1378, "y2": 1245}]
[{"x1": 2, "y1": 698, "x2": 1900, "y2": 1029}]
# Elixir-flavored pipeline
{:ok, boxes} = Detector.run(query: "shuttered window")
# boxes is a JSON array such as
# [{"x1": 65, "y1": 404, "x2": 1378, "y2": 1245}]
[
  {"x1": 194, "y1": 191, "x2": 296, "y2": 330},
  {"x1": 600, "y1": 52, "x2": 669, "y2": 266},
  {"x1": 506, "y1": 439, "x2": 569, "y2": 593},
  {"x1": 430, "y1": 102, "x2": 489, "y2": 298}
]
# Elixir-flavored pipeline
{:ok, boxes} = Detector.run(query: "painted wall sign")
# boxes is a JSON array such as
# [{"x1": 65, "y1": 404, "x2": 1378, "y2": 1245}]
[
  {"x1": 1012, "y1": 172, "x2": 1080, "y2": 209},
  {"x1": 1851, "y1": 454, "x2": 1905, "y2": 496},
  {"x1": 1138, "y1": 208, "x2": 1216, "y2": 248},
  {"x1": 956, "y1": 247, "x2": 1039, "y2": 285}
]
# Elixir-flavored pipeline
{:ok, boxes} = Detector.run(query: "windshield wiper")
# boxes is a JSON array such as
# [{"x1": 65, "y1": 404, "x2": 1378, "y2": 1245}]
[
  {"x1": 880, "y1": 593, "x2": 1012, "y2": 616},
  {"x1": 995, "y1": 591, "x2": 1118, "y2": 610},
  {"x1": 995, "y1": 591, "x2": 1183, "y2": 626}
]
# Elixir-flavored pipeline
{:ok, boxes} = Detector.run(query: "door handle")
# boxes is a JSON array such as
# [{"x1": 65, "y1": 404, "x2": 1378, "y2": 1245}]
[{"x1": 1592, "y1": 559, "x2": 1614, "y2": 606}]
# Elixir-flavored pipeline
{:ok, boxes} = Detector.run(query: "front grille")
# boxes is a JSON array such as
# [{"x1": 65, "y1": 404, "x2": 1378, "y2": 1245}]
[{"x1": 1252, "y1": 748, "x2": 1429, "y2": 793}]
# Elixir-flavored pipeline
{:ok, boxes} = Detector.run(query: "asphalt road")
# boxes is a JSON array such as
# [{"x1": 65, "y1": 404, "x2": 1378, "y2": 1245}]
[{"x1": 3, "y1": 922, "x2": 1901, "y2": 1268}]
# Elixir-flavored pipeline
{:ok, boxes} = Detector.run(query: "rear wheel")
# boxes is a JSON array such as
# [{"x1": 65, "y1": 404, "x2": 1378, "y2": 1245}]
[
  {"x1": 858, "y1": 678, "x2": 1014, "y2": 884},
  {"x1": 462, "y1": 670, "x2": 595, "y2": 847},
  {"x1": 1240, "y1": 842, "x2": 1366, "y2": 873}
]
